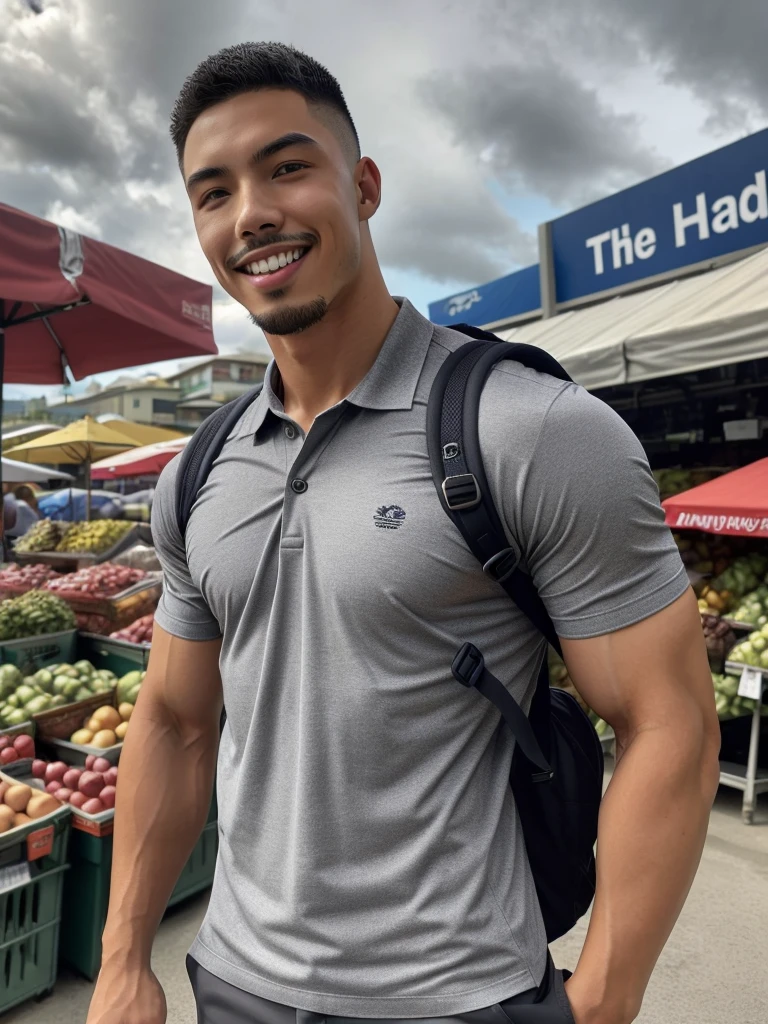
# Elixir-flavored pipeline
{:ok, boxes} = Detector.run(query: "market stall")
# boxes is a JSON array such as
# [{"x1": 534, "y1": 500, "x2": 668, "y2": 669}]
[
  {"x1": 91, "y1": 436, "x2": 189, "y2": 481},
  {"x1": 663, "y1": 461, "x2": 768, "y2": 824}
]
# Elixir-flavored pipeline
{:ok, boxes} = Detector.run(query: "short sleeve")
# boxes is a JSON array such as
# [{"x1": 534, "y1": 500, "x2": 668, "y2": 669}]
[
  {"x1": 151, "y1": 456, "x2": 222, "y2": 641},
  {"x1": 482, "y1": 372, "x2": 689, "y2": 640}
]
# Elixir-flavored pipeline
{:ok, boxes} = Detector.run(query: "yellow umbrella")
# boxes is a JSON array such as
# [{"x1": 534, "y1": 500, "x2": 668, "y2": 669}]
[
  {"x1": 5, "y1": 416, "x2": 139, "y2": 520},
  {"x1": 95, "y1": 419, "x2": 186, "y2": 446}
]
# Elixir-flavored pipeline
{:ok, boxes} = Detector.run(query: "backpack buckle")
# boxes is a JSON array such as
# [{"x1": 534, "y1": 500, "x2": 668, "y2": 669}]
[
  {"x1": 483, "y1": 547, "x2": 520, "y2": 584},
  {"x1": 452, "y1": 642, "x2": 484, "y2": 688},
  {"x1": 532, "y1": 769, "x2": 555, "y2": 783},
  {"x1": 442, "y1": 474, "x2": 481, "y2": 510}
]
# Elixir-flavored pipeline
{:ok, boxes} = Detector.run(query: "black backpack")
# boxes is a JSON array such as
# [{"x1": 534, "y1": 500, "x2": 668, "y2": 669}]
[{"x1": 174, "y1": 324, "x2": 604, "y2": 943}]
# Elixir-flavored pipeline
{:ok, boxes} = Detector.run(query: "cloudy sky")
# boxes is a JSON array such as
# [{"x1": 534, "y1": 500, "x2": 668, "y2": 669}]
[{"x1": 1, "y1": 0, "x2": 766, "y2": 399}]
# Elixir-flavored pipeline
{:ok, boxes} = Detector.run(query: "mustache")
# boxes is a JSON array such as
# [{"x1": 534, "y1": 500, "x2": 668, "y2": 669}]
[{"x1": 227, "y1": 232, "x2": 317, "y2": 270}]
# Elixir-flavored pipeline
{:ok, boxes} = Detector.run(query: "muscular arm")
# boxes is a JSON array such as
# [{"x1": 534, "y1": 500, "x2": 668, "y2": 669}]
[
  {"x1": 88, "y1": 625, "x2": 222, "y2": 1022},
  {"x1": 562, "y1": 588, "x2": 721, "y2": 1024}
]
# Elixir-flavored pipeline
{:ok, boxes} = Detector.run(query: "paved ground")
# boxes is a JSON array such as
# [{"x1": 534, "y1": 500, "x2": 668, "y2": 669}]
[{"x1": 9, "y1": 777, "x2": 767, "y2": 1024}]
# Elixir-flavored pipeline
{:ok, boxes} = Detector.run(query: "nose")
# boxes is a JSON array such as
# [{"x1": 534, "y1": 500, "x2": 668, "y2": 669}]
[{"x1": 234, "y1": 181, "x2": 285, "y2": 241}]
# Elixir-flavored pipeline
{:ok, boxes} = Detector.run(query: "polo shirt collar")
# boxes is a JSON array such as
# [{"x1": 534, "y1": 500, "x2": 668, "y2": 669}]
[{"x1": 240, "y1": 296, "x2": 434, "y2": 438}]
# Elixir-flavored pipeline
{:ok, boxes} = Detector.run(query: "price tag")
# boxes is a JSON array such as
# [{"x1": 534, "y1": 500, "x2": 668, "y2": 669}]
[
  {"x1": 0, "y1": 861, "x2": 31, "y2": 896},
  {"x1": 738, "y1": 667, "x2": 764, "y2": 701}
]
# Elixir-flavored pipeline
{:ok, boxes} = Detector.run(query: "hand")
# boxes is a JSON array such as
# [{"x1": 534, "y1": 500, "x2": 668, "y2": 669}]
[
  {"x1": 86, "y1": 965, "x2": 166, "y2": 1024},
  {"x1": 564, "y1": 972, "x2": 638, "y2": 1024}
]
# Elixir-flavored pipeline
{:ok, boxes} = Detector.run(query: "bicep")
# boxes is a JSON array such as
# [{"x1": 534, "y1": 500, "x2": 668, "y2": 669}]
[
  {"x1": 138, "y1": 624, "x2": 223, "y2": 737},
  {"x1": 560, "y1": 588, "x2": 720, "y2": 749}
]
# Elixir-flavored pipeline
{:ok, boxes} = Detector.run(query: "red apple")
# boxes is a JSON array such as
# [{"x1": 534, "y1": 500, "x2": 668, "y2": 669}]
[
  {"x1": 92, "y1": 757, "x2": 111, "y2": 774},
  {"x1": 0, "y1": 736, "x2": 9, "y2": 752},
  {"x1": 45, "y1": 780, "x2": 62, "y2": 793},
  {"x1": 56, "y1": 788, "x2": 73, "y2": 802},
  {"x1": 104, "y1": 767, "x2": 119, "y2": 787},
  {"x1": 78, "y1": 771, "x2": 105, "y2": 798},
  {"x1": 44, "y1": 761, "x2": 68, "y2": 783},
  {"x1": 68, "y1": 791, "x2": 87, "y2": 809},
  {"x1": 63, "y1": 768, "x2": 82, "y2": 791},
  {"x1": 99, "y1": 786, "x2": 116, "y2": 809},
  {"x1": 82, "y1": 798, "x2": 104, "y2": 815},
  {"x1": 85, "y1": 755, "x2": 96, "y2": 771},
  {"x1": 32, "y1": 759, "x2": 47, "y2": 779},
  {"x1": 0, "y1": 747, "x2": 19, "y2": 764},
  {"x1": 13, "y1": 735, "x2": 35, "y2": 759}
]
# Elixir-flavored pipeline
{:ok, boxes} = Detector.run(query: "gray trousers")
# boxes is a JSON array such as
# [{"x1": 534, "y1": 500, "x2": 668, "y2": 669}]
[{"x1": 186, "y1": 956, "x2": 575, "y2": 1024}]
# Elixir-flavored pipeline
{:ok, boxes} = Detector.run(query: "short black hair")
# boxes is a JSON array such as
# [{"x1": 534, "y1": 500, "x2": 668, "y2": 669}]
[{"x1": 170, "y1": 42, "x2": 361, "y2": 167}]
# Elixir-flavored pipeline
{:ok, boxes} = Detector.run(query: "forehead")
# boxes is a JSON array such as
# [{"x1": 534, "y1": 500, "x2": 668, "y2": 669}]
[{"x1": 182, "y1": 89, "x2": 335, "y2": 175}]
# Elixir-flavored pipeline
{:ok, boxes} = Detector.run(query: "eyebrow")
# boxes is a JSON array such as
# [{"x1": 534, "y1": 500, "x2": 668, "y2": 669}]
[{"x1": 185, "y1": 132, "x2": 319, "y2": 191}]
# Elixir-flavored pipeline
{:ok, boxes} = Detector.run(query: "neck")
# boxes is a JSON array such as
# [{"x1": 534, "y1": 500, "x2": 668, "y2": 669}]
[{"x1": 264, "y1": 271, "x2": 399, "y2": 434}]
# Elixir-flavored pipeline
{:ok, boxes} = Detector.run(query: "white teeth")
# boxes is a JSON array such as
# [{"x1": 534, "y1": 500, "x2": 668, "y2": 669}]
[{"x1": 242, "y1": 249, "x2": 306, "y2": 275}]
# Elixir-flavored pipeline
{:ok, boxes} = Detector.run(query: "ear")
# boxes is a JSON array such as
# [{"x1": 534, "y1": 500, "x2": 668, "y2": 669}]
[{"x1": 355, "y1": 157, "x2": 382, "y2": 222}]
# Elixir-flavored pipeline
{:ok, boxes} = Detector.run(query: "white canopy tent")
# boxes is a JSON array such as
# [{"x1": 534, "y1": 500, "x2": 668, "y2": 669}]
[
  {"x1": 2, "y1": 457, "x2": 73, "y2": 484},
  {"x1": 497, "y1": 246, "x2": 768, "y2": 390}
]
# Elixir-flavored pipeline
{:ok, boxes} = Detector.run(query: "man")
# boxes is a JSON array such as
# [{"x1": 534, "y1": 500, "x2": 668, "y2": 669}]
[{"x1": 87, "y1": 43, "x2": 720, "y2": 1024}]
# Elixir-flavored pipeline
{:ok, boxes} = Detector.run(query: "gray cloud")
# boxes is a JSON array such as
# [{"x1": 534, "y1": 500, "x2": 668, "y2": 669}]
[{"x1": 420, "y1": 60, "x2": 664, "y2": 207}]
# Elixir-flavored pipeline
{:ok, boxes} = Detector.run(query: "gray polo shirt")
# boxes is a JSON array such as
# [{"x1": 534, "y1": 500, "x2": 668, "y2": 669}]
[{"x1": 152, "y1": 298, "x2": 688, "y2": 1017}]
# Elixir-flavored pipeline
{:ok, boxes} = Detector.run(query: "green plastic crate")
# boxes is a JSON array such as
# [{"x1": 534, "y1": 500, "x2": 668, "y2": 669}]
[
  {"x1": 0, "y1": 816, "x2": 70, "y2": 1014},
  {"x1": 1, "y1": 631, "x2": 78, "y2": 676},
  {"x1": 60, "y1": 796, "x2": 218, "y2": 981}
]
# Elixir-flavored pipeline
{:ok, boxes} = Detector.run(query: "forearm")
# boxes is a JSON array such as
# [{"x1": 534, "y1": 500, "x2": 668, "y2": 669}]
[
  {"x1": 100, "y1": 688, "x2": 218, "y2": 971},
  {"x1": 568, "y1": 723, "x2": 720, "y2": 1023}
]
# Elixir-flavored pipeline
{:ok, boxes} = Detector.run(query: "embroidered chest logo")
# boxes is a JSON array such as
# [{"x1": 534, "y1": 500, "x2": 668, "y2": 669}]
[{"x1": 374, "y1": 505, "x2": 407, "y2": 530}]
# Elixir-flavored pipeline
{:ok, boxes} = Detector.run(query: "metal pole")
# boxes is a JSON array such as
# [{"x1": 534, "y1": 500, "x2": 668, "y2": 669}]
[
  {"x1": 537, "y1": 222, "x2": 557, "y2": 320},
  {"x1": 742, "y1": 685, "x2": 763, "y2": 825}
]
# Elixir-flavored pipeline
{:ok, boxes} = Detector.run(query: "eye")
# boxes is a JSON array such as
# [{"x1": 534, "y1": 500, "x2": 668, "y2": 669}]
[
  {"x1": 201, "y1": 188, "x2": 228, "y2": 206},
  {"x1": 274, "y1": 162, "x2": 307, "y2": 178}
]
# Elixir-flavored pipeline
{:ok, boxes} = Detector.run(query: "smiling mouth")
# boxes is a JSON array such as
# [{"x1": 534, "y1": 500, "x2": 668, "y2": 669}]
[{"x1": 235, "y1": 247, "x2": 310, "y2": 276}]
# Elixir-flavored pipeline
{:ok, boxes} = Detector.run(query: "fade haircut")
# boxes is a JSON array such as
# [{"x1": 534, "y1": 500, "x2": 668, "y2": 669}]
[{"x1": 170, "y1": 42, "x2": 361, "y2": 168}]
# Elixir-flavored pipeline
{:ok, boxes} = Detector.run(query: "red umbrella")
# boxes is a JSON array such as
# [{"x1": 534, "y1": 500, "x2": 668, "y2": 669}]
[
  {"x1": 0, "y1": 202, "x2": 217, "y2": 530},
  {"x1": 663, "y1": 459, "x2": 768, "y2": 538},
  {"x1": 0, "y1": 202, "x2": 216, "y2": 383},
  {"x1": 91, "y1": 437, "x2": 190, "y2": 480}
]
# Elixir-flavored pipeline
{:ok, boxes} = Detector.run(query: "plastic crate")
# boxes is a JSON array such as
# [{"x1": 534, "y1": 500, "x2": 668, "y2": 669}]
[
  {"x1": 0, "y1": 631, "x2": 78, "y2": 676},
  {"x1": 0, "y1": 811, "x2": 70, "y2": 1014},
  {"x1": 60, "y1": 796, "x2": 218, "y2": 980}
]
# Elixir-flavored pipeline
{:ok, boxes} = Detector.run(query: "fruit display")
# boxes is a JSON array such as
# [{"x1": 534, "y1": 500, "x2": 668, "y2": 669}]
[
  {"x1": 13, "y1": 518, "x2": 71, "y2": 554},
  {"x1": 110, "y1": 612, "x2": 154, "y2": 645},
  {"x1": 55, "y1": 519, "x2": 132, "y2": 554},
  {"x1": 0, "y1": 660, "x2": 117, "y2": 729},
  {"x1": 676, "y1": 535, "x2": 734, "y2": 578},
  {"x1": 654, "y1": 469, "x2": 720, "y2": 502},
  {"x1": 70, "y1": 702, "x2": 132, "y2": 748},
  {"x1": 0, "y1": 732, "x2": 35, "y2": 765},
  {"x1": 44, "y1": 563, "x2": 147, "y2": 601},
  {"x1": 31, "y1": 755, "x2": 118, "y2": 815},
  {"x1": 0, "y1": 562, "x2": 59, "y2": 596},
  {"x1": 726, "y1": 626, "x2": 768, "y2": 670},
  {"x1": 0, "y1": 590, "x2": 75, "y2": 641},
  {"x1": 694, "y1": 553, "x2": 768, "y2": 614},
  {"x1": 729, "y1": 584, "x2": 768, "y2": 627},
  {"x1": 711, "y1": 673, "x2": 768, "y2": 720},
  {"x1": 701, "y1": 614, "x2": 737, "y2": 671},
  {"x1": 116, "y1": 669, "x2": 145, "y2": 707},
  {"x1": 0, "y1": 776, "x2": 61, "y2": 832}
]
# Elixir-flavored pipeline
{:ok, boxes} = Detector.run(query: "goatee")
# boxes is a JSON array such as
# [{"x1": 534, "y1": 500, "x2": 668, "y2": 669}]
[{"x1": 249, "y1": 297, "x2": 328, "y2": 336}]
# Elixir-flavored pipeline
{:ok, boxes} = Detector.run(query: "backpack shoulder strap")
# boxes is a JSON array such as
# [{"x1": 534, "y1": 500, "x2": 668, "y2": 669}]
[
  {"x1": 175, "y1": 383, "x2": 264, "y2": 536},
  {"x1": 426, "y1": 325, "x2": 572, "y2": 657}
]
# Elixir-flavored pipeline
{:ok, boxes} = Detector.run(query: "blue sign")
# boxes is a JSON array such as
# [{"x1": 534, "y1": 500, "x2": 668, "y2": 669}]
[
  {"x1": 551, "y1": 128, "x2": 768, "y2": 304},
  {"x1": 428, "y1": 264, "x2": 540, "y2": 327}
]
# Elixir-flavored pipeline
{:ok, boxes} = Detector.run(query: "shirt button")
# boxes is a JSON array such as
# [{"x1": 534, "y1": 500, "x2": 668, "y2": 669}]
[
  {"x1": 284, "y1": 424, "x2": 296, "y2": 439},
  {"x1": 291, "y1": 478, "x2": 308, "y2": 494}
]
